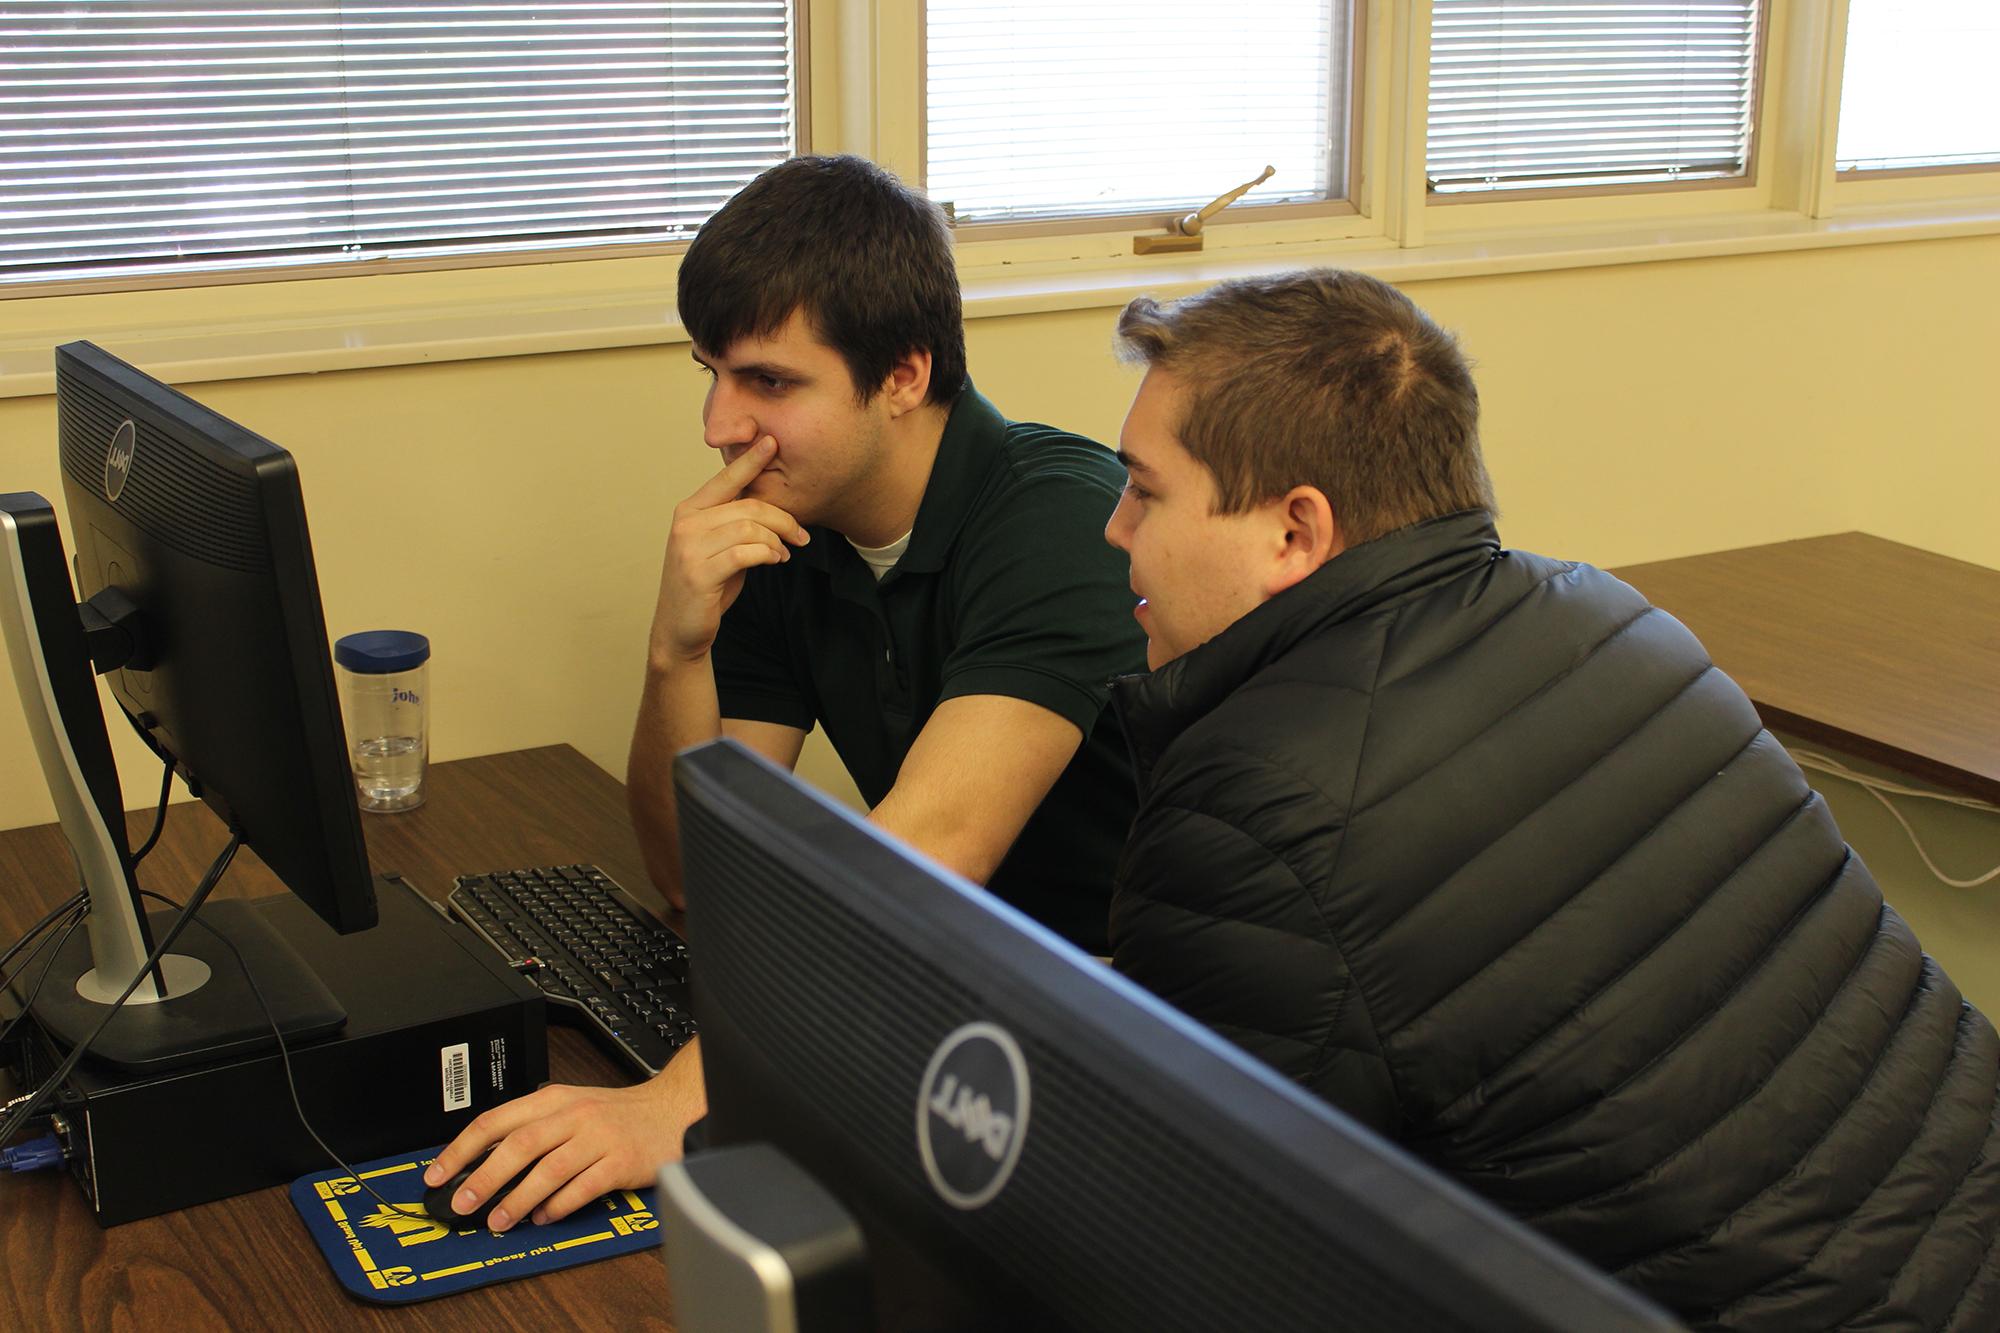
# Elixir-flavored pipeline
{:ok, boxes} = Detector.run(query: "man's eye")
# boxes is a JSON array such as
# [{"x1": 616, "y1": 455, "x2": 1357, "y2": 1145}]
[
  {"x1": 1122, "y1": 481, "x2": 1152, "y2": 502},
  {"x1": 756, "y1": 375, "x2": 787, "y2": 392}
]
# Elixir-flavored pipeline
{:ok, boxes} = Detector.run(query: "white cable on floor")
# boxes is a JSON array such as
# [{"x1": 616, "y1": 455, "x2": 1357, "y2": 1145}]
[{"x1": 1790, "y1": 748, "x2": 2000, "y2": 889}]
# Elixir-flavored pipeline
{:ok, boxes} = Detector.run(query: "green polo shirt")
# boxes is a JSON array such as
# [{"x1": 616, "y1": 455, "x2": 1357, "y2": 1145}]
[{"x1": 711, "y1": 385, "x2": 1144, "y2": 952}]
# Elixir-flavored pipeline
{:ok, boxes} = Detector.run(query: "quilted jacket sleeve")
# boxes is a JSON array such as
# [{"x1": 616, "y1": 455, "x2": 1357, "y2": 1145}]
[{"x1": 1110, "y1": 797, "x2": 1403, "y2": 1138}]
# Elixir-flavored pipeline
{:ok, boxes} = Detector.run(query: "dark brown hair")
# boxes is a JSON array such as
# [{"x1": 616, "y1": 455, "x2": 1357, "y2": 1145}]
[
  {"x1": 1116, "y1": 269, "x2": 1495, "y2": 542},
  {"x1": 678, "y1": 155, "x2": 967, "y2": 407}
]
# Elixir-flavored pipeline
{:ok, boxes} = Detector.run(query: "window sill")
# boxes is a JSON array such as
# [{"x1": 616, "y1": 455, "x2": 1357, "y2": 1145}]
[
  {"x1": 954, "y1": 195, "x2": 2000, "y2": 317},
  {"x1": 0, "y1": 255, "x2": 684, "y2": 399},
  {"x1": 3, "y1": 195, "x2": 1997, "y2": 401}
]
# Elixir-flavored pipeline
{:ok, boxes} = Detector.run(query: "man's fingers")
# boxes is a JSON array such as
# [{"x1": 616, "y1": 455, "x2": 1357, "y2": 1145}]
[
  {"x1": 687, "y1": 435, "x2": 778, "y2": 508},
  {"x1": 424, "y1": 1092, "x2": 550, "y2": 1187},
  {"x1": 709, "y1": 542, "x2": 789, "y2": 580},
  {"x1": 692, "y1": 518, "x2": 790, "y2": 565},
  {"x1": 530, "y1": 1156, "x2": 631, "y2": 1226},
  {"x1": 676, "y1": 493, "x2": 808, "y2": 552},
  {"x1": 455, "y1": 1121, "x2": 563, "y2": 1218},
  {"x1": 424, "y1": 1134, "x2": 481, "y2": 1189},
  {"x1": 489, "y1": 1139, "x2": 597, "y2": 1233},
  {"x1": 705, "y1": 496, "x2": 811, "y2": 546},
  {"x1": 669, "y1": 527, "x2": 787, "y2": 611}
]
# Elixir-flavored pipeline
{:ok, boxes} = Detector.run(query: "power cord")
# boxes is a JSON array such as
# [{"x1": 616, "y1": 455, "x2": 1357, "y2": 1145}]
[
  {"x1": 0, "y1": 904, "x2": 90, "y2": 1056},
  {"x1": 1791, "y1": 748, "x2": 2000, "y2": 889},
  {"x1": 130, "y1": 889, "x2": 433, "y2": 1221},
  {"x1": 0, "y1": 906, "x2": 108, "y2": 1153},
  {"x1": 130, "y1": 756, "x2": 177, "y2": 866},
  {"x1": 2, "y1": 795, "x2": 436, "y2": 1218},
  {"x1": 0, "y1": 834, "x2": 241, "y2": 1150},
  {"x1": 0, "y1": 755, "x2": 178, "y2": 1147},
  {"x1": 0, "y1": 891, "x2": 85, "y2": 981},
  {"x1": 0, "y1": 754, "x2": 171, "y2": 987}
]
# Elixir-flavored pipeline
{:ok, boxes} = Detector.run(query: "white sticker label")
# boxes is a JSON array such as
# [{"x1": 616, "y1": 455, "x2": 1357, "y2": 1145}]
[{"x1": 441, "y1": 1042, "x2": 471, "y2": 1112}]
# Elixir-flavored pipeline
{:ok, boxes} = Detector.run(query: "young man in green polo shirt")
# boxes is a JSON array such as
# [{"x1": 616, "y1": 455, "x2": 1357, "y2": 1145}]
[{"x1": 425, "y1": 154, "x2": 1146, "y2": 1231}]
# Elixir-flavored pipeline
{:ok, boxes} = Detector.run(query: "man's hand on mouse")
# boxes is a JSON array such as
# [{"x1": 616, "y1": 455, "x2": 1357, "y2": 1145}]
[
  {"x1": 423, "y1": 1039, "x2": 707, "y2": 1233},
  {"x1": 650, "y1": 437, "x2": 811, "y2": 670}
]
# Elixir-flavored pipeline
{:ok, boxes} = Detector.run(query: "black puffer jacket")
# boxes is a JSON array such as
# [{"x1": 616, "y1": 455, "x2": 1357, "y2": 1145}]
[{"x1": 1108, "y1": 511, "x2": 2000, "y2": 1331}]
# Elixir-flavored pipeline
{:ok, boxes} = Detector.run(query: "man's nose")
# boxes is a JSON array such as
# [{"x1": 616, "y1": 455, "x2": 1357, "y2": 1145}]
[
  {"x1": 1104, "y1": 492, "x2": 1136, "y2": 550},
  {"x1": 702, "y1": 383, "x2": 757, "y2": 451}
]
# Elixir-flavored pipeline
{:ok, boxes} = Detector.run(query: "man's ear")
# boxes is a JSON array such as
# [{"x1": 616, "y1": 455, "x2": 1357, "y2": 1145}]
[
  {"x1": 1265, "y1": 486, "x2": 1344, "y2": 596},
  {"x1": 879, "y1": 348, "x2": 934, "y2": 417}
]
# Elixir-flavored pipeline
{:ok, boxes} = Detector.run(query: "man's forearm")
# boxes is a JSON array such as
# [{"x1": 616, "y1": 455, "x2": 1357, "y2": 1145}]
[{"x1": 627, "y1": 655, "x2": 723, "y2": 908}]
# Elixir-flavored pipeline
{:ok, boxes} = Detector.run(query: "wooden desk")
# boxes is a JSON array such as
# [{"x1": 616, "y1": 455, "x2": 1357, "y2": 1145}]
[
  {"x1": 1612, "y1": 532, "x2": 2000, "y2": 803},
  {"x1": 0, "y1": 746, "x2": 677, "y2": 1332}
]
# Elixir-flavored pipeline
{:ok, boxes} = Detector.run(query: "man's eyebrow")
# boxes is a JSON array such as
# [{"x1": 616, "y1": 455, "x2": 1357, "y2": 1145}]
[
  {"x1": 689, "y1": 347, "x2": 803, "y2": 376},
  {"x1": 692, "y1": 348, "x2": 806, "y2": 381},
  {"x1": 730, "y1": 359, "x2": 804, "y2": 380},
  {"x1": 1114, "y1": 449, "x2": 1154, "y2": 474}
]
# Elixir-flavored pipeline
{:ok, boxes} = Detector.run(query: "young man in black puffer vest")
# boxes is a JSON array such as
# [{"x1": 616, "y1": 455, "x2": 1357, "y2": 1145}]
[{"x1": 1102, "y1": 267, "x2": 2000, "y2": 1332}]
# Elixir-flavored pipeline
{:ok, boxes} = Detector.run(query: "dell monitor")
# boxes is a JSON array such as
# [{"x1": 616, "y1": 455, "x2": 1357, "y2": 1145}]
[
  {"x1": 667, "y1": 739, "x2": 1680, "y2": 1332},
  {"x1": 0, "y1": 341, "x2": 373, "y2": 1071}
]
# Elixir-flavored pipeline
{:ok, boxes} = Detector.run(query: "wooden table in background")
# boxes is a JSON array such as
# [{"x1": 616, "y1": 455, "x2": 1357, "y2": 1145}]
[
  {"x1": 0, "y1": 746, "x2": 676, "y2": 1332},
  {"x1": 1613, "y1": 532, "x2": 2000, "y2": 803}
]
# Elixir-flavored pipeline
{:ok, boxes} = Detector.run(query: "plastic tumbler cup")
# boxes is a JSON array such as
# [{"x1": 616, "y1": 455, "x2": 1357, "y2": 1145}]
[{"x1": 334, "y1": 630, "x2": 430, "y2": 813}]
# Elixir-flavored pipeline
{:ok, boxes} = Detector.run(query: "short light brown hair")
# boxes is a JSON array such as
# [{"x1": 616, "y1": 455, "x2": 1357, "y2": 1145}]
[{"x1": 1116, "y1": 269, "x2": 1495, "y2": 543}]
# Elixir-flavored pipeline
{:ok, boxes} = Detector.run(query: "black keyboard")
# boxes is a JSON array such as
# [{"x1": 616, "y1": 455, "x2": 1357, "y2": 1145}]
[{"x1": 446, "y1": 864, "x2": 695, "y2": 1077}]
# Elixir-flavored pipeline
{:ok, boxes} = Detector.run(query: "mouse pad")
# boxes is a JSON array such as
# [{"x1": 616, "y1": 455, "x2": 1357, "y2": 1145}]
[{"x1": 289, "y1": 1149, "x2": 660, "y2": 1304}]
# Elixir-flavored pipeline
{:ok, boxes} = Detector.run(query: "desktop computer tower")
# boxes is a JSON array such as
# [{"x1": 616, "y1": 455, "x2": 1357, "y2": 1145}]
[{"x1": 9, "y1": 876, "x2": 547, "y2": 1226}]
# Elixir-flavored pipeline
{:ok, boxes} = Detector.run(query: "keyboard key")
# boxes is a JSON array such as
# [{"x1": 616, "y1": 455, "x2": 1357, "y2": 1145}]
[{"x1": 447, "y1": 864, "x2": 694, "y2": 1077}]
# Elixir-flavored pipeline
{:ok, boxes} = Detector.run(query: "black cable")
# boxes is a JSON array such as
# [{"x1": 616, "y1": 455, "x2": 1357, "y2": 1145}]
[
  {"x1": 1, "y1": 754, "x2": 167, "y2": 985},
  {"x1": 0, "y1": 834, "x2": 240, "y2": 1149},
  {"x1": 1, "y1": 852, "x2": 437, "y2": 1222},
  {"x1": 133, "y1": 889, "x2": 433, "y2": 1221},
  {"x1": 0, "y1": 905, "x2": 90, "y2": 1054},
  {"x1": 129, "y1": 757, "x2": 176, "y2": 866},
  {"x1": 0, "y1": 890, "x2": 85, "y2": 980}
]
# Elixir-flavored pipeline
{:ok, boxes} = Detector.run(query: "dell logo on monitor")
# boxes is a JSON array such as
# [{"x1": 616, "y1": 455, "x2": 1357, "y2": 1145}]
[
  {"x1": 104, "y1": 420, "x2": 136, "y2": 502},
  {"x1": 917, "y1": 1021, "x2": 1030, "y2": 1210}
]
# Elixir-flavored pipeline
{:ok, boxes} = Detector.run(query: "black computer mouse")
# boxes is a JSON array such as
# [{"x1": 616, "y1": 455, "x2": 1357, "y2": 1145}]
[{"x1": 422, "y1": 1149, "x2": 537, "y2": 1230}]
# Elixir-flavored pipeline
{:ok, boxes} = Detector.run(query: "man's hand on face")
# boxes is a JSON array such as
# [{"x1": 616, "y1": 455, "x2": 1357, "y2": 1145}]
[
  {"x1": 420, "y1": 1041, "x2": 709, "y2": 1234},
  {"x1": 651, "y1": 436, "x2": 811, "y2": 667}
]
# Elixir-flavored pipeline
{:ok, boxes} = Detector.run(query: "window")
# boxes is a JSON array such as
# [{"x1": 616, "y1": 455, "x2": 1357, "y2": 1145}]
[
  {"x1": 0, "y1": 0, "x2": 799, "y2": 288},
  {"x1": 1836, "y1": 0, "x2": 2000, "y2": 174},
  {"x1": 923, "y1": 0, "x2": 1354, "y2": 227},
  {"x1": 1427, "y1": 0, "x2": 1762, "y2": 197}
]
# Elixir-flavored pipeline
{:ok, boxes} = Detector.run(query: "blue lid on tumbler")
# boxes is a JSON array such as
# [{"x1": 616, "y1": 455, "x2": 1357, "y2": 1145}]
[{"x1": 334, "y1": 630, "x2": 430, "y2": 674}]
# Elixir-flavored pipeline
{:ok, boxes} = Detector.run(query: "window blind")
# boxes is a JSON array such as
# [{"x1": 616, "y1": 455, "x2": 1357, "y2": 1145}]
[
  {"x1": 0, "y1": 0, "x2": 796, "y2": 288},
  {"x1": 1836, "y1": 0, "x2": 2000, "y2": 173},
  {"x1": 925, "y1": 0, "x2": 1349, "y2": 226},
  {"x1": 1428, "y1": 0, "x2": 1761, "y2": 195}
]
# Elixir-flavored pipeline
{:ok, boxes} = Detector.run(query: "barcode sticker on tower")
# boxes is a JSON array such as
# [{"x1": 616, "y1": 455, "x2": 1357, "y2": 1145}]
[{"x1": 441, "y1": 1042, "x2": 471, "y2": 1112}]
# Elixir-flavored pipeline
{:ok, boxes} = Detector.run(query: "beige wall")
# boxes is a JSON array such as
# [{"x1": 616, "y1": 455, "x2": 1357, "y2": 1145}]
[{"x1": 4, "y1": 235, "x2": 1999, "y2": 974}]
